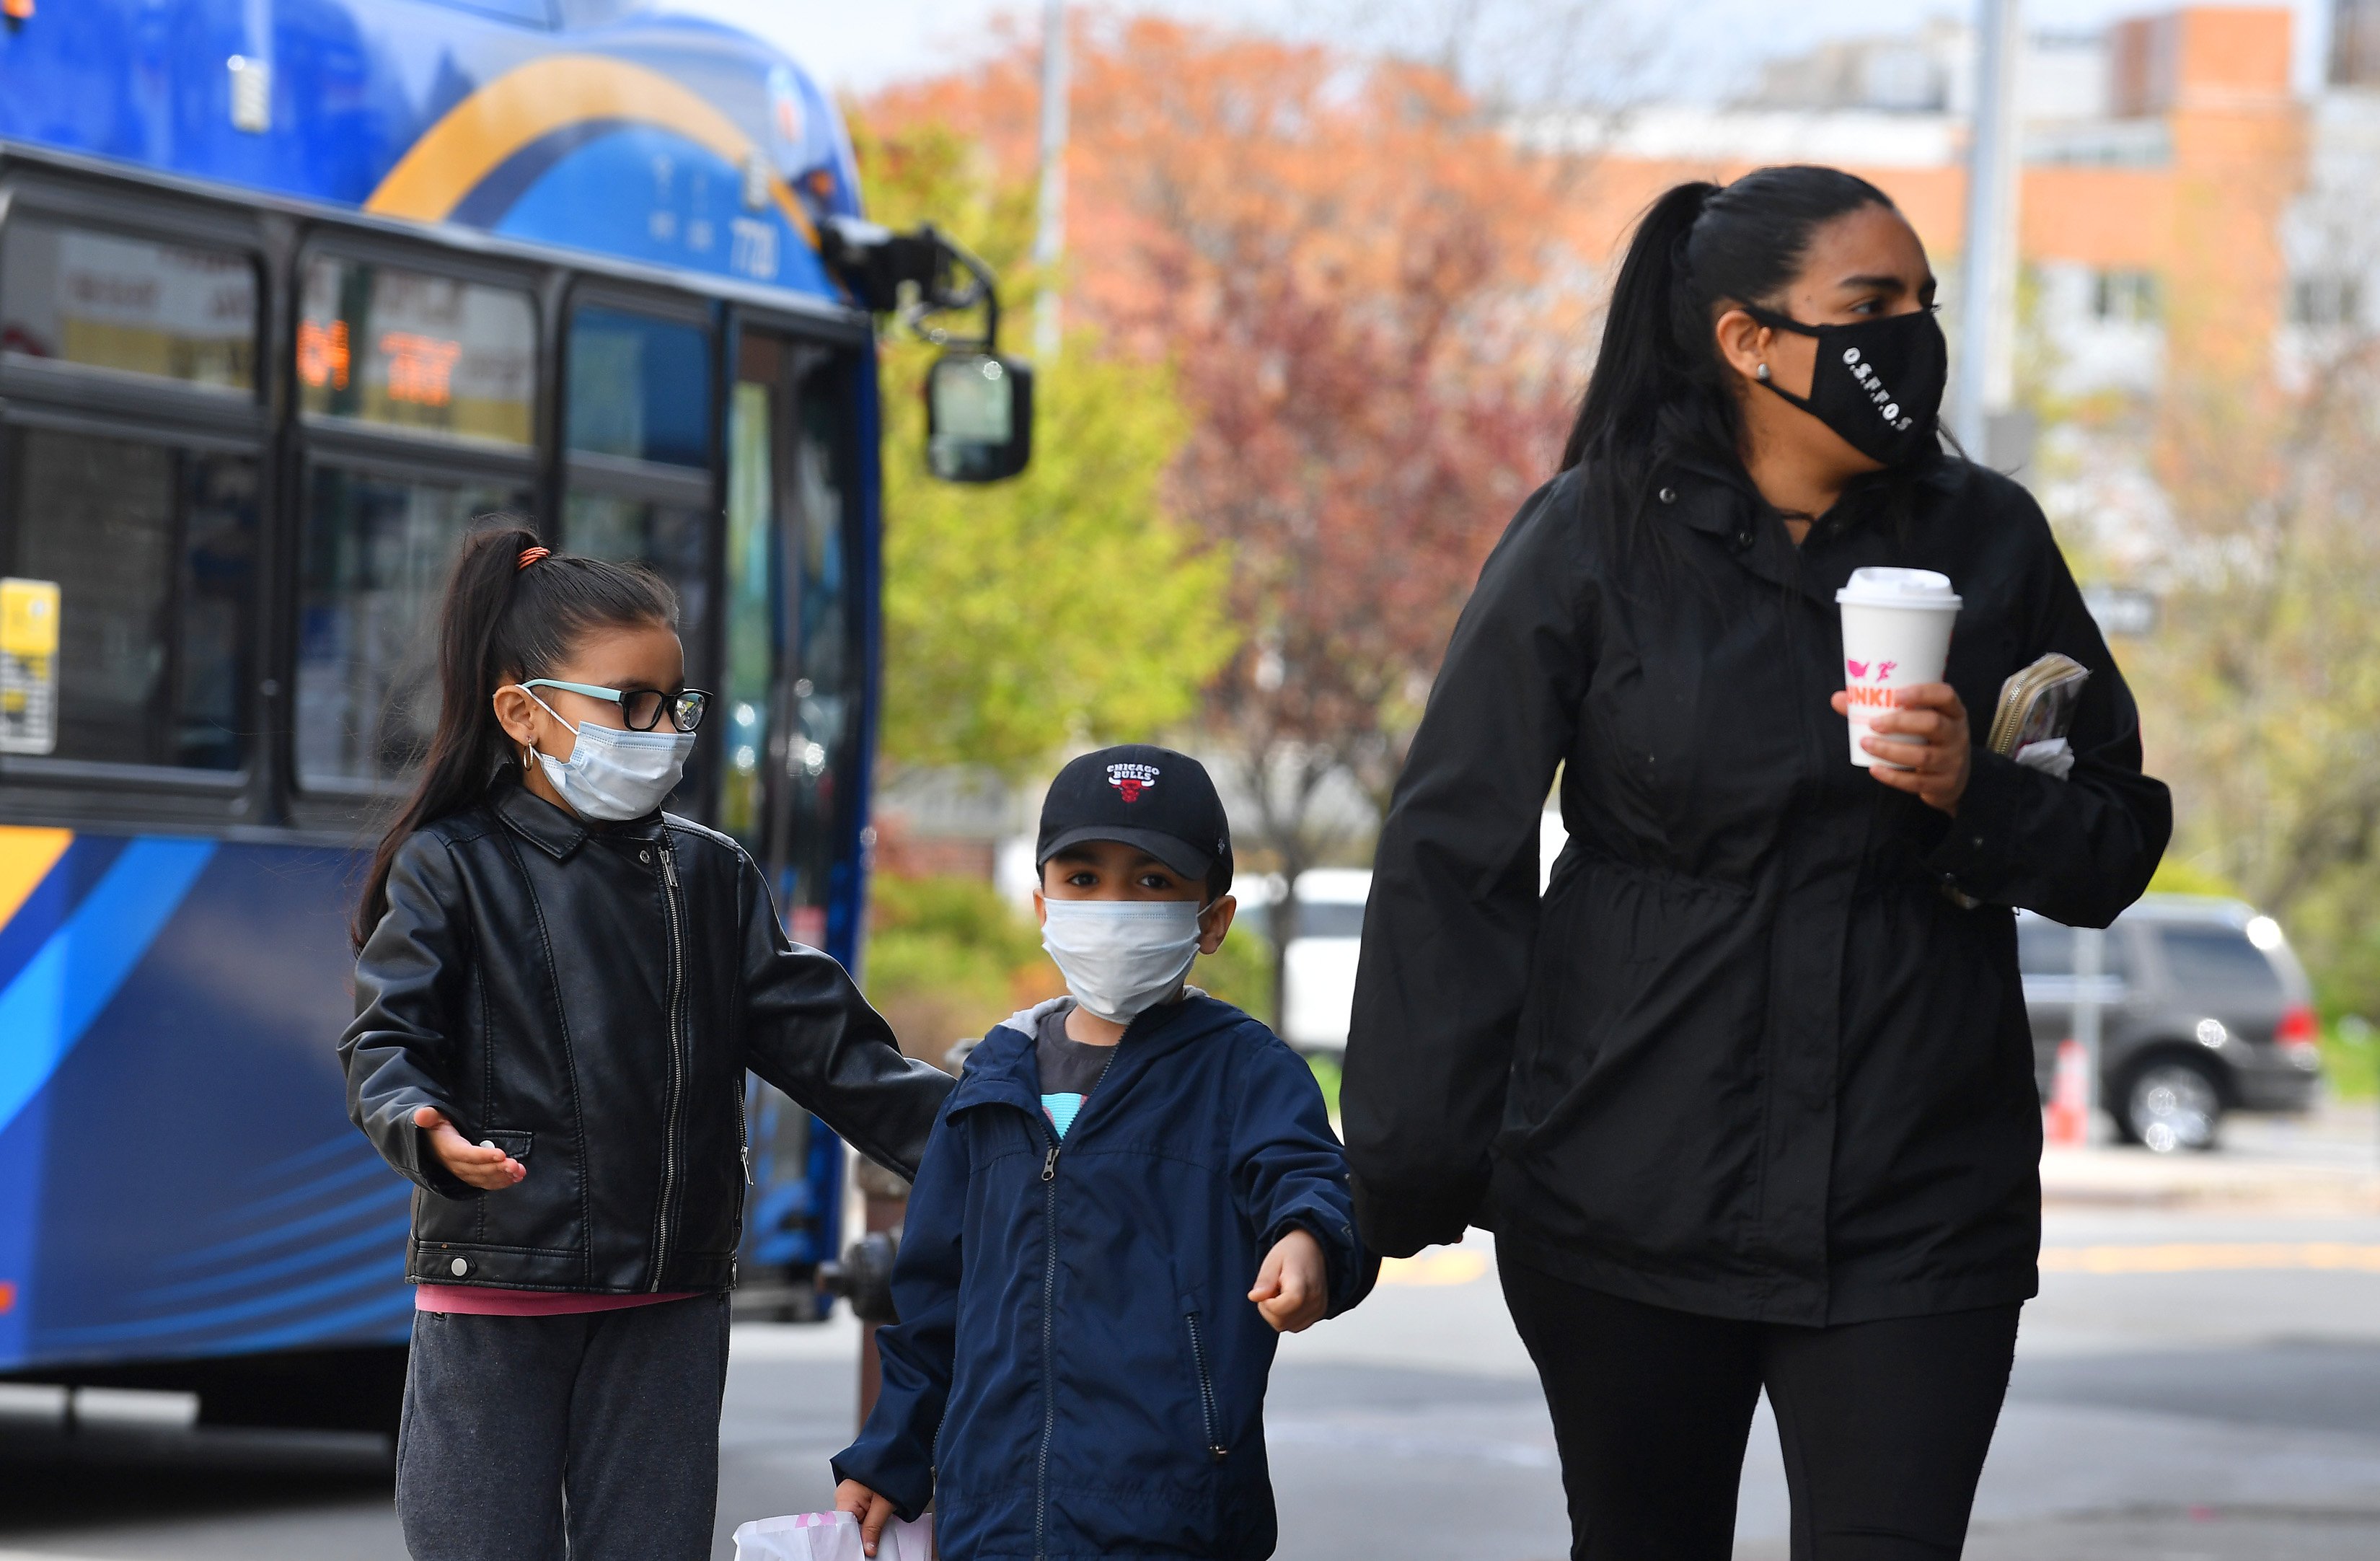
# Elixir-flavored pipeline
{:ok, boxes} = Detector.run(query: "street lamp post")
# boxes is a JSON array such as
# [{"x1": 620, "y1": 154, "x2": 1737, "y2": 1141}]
[
  {"x1": 1954, "y1": 0, "x2": 2023, "y2": 458},
  {"x1": 1031, "y1": 0, "x2": 1070, "y2": 363}
]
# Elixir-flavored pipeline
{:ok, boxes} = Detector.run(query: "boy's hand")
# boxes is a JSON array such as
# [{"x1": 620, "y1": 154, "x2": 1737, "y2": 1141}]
[
  {"x1": 414, "y1": 1107, "x2": 524, "y2": 1190},
  {"x1": 836, "y1": 1478, "x2": 898, "y2": 1557},
  {"x1": 1249, "y1": 1227, "x2": 1328, "y2": 1333}
]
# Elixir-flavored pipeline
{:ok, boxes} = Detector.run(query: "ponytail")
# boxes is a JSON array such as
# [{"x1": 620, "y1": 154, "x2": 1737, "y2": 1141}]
[
  {"x1": 1560, "y1": 167, "x2": 1900, "y2": 565},
  {"x1": 1562, "y1": 180, "x2": 1718, "y2": 473},
  {"x1": 351, "y1": 520, "x2": 678, "y2": 947}
]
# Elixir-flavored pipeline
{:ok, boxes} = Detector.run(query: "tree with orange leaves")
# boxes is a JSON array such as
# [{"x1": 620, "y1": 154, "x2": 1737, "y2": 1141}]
[{"x1": 868, "y1": 18, "x2": 1580, "y2": 1009}]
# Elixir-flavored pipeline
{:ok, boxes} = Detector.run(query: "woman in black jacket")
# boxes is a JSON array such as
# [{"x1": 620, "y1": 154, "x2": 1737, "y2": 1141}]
[{"x1": 1343, "y1": 167, "x2": 2170, "y2": 1558}]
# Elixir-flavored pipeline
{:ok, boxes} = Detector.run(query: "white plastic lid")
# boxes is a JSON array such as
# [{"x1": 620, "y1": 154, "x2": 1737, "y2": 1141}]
[{"x1": 1835, "y1": 566, "x2": 1961, "y2": 609}]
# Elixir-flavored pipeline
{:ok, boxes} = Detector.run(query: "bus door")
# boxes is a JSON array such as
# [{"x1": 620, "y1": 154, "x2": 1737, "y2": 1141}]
[{"x1": 719, "y1": 325, "x2": 865, "y2": 1314}]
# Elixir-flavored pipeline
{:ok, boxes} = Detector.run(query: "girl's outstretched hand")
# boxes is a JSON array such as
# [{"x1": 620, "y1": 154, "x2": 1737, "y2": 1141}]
[
  {"x1": 414, "y1": 1106, "x2": 526, "y2": 1190},
  {"x1": 836, "y1": 1478, "x2": 897, "y2": 1557},
  {"x1": 1249, "y1": 1227, "x2": 1328, "y2": 1334}
]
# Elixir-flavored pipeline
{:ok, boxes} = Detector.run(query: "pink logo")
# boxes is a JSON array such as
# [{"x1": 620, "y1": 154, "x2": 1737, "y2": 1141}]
[
  {"x1": 1844, "y1": 659, "x2": 1898, "y2": 682},
  {"x1": 1877, "y1": 660, "x2": 1898, "y2": 681},
  {"x1": 1846, "y1": 659, "x2": 1870, "y2": 680}
]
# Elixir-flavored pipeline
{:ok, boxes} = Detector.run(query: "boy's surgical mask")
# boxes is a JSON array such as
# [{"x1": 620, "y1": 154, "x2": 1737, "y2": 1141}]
[
  {"x1": 518, "y1": 690, "x2": 694, "y2": 822},
  {"x1": 1041, "y1": 899, "x2": 1204, "y2": 1025}
]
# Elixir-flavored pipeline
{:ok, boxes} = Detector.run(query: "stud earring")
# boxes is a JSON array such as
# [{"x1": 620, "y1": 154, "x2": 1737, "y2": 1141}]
[{"x1": 1755, "y1": 363, "x2": 1771, "y2": 382}]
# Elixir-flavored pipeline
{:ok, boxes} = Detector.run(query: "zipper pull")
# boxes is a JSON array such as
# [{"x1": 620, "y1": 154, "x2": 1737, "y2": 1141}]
[
  {"x1": 741, "y1": 1146, "x2": 754, "y2": 1185},
  {"x1": 1041, "y1": 1143, "x2": 1059, "y2": 1182},
  {"x1": 660, "y1": 841, "x2": 679, "y2": 889}
]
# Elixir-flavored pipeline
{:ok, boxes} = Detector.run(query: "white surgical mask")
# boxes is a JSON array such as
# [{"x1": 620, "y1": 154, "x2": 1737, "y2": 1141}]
[
  {"x1": 1040, "y1": 899, "x2": 1204, "y2": 1025},
  {"x1": 519, "y1": 691, "x2": 695, "y2": 822}
]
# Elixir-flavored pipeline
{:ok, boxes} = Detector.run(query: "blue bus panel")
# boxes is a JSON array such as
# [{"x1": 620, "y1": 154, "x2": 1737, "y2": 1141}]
[
  {"x1": 0, "y1": 0, "x2": 862, "y2": 302},
  {"x1": 0, "y1": 1, "x2": 888, "y2": 1382}
]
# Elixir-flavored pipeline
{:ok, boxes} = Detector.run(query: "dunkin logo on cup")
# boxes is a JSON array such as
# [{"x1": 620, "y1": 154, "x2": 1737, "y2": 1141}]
[{"x1": 1844, "y1": 659, "x2": 1900, "y2": 709}]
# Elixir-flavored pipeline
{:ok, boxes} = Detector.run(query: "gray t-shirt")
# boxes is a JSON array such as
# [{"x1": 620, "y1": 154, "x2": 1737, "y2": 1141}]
[{"x1": 1036, "y1": 1006, "x2": 1116, "y2": 1137}]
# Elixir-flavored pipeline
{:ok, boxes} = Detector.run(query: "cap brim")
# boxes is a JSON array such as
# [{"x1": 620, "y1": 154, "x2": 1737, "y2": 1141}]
[{"x1": 1037, "y1": 825, "x2": 1214, "y2": 884}]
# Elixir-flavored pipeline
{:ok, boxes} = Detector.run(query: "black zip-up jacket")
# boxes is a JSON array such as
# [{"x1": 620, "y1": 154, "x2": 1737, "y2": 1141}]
[
  {"x1": 1344, "y1": 457, "x2": 2171, "y2": 1326},
  {"x1": 340, "y1": 777, "x2": 952, "y2": 1294}
]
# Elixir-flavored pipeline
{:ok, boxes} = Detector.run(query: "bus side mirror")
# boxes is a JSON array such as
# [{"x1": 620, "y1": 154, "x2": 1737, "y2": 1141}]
[{"x1": 926, "y1": 352, "x2": 1033, "y2": 483}]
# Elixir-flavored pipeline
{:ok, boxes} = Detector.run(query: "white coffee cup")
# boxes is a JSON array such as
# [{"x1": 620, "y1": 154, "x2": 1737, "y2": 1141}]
[{"x1": 1835, "y1": 566, "x2": 1962, "y2": 769}]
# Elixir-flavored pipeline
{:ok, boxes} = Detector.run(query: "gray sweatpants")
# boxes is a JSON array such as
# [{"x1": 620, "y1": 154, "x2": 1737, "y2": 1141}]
[{"x1": 395, "y1": 1295, "x2": 731, "y2": 1561}]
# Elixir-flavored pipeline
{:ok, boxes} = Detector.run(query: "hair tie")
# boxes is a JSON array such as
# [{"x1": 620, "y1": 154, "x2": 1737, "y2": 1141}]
[{"x1": 516, "y1": 546, "x2": 550, "y2": 571}]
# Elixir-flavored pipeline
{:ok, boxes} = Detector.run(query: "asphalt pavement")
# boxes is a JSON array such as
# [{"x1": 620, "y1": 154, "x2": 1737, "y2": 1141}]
[{"x1": 6, "y1": 1107, "x2": 2380, "y2": 1560}]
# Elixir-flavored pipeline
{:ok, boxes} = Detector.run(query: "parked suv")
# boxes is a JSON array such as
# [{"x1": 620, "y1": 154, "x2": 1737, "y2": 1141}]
[{"x1": 2018, "y1": 894, "x2": 2323, "y2": 1152}]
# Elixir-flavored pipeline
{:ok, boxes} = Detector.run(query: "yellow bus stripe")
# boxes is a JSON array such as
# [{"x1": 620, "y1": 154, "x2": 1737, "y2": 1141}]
[
  {"x1": 363, "y1": 54, "x2": 821, "y2": 250},
  {"x1": 0, "y1": 826, "x2": 72, "y2": 931}
]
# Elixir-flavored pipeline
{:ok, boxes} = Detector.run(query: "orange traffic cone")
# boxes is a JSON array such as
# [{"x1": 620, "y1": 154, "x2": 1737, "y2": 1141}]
[{"x1": 2045, "y1": 1037, "x2": 2090, "y2": 1148}]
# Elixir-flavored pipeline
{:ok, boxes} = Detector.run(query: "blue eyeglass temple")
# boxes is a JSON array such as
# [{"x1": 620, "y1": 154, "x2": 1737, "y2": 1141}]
[{"x1": 518, "y1": 680, "x2": 708, "y2": 726}]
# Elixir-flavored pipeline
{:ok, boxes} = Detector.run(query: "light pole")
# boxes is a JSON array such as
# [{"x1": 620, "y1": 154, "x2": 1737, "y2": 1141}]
[
  {"x1": 1954, "y1": 0, "x2": 2023, "y2": 458},
  {"x1": 1032, "y1": 0, "x2": 1070, "y2": 364}
]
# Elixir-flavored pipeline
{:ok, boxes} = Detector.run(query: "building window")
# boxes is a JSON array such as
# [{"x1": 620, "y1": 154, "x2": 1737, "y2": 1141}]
[
  {"x1": 2288, "y1": 274, "x2": 2363, "y2": 330},
  {"x1": 2090, "y1": 271, "x2": 2161, "y2": 325}
]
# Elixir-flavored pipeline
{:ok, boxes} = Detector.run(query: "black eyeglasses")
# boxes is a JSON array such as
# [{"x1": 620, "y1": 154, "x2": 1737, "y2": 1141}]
[{"x1": 518, "y1": 680, "x2": 711, "y2": 733}]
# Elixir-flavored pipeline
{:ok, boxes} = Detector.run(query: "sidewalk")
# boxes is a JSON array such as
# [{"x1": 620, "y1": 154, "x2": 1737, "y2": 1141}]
[{"x1": 2041, "y1": 1102, "x2": 2380, "y2": 1212}]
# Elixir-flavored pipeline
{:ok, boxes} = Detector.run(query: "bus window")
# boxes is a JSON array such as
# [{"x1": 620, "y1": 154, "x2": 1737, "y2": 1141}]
[
  {"x1": 297, "y1": 257, "x2": 536, "y2": 446},
  {"x1": 0, "y1": 219, "x2": 257, "y2": 393},
  {"x1": 561, "y1": 304, "x2": 716, "y2": 812},
  {"x1": 566, "y1": 307, "x2": 713, "y2": 468},
  {"x1": 295, "y1": 467, "x2": 529, "y2": 790},
  {"x1": 0, "y1": 426, "x2": 257, "y2": 769}
]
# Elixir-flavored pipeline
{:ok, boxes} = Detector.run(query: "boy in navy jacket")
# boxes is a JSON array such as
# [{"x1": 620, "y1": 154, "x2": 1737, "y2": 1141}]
[{"x1": 833, "y1": 745, "x2": 1370, "y2": 1559}]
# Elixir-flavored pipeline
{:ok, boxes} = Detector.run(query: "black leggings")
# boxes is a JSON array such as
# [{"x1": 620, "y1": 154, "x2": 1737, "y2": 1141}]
[{"x1": 1502, "y1": 1261, "x2": 2019, "y2": 1561}]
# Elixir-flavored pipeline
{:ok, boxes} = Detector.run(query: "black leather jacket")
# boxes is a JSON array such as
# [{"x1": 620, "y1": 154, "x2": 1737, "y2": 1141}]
[{"x1": 341, "y1": 778, "x2": 951, "y2": 1295}]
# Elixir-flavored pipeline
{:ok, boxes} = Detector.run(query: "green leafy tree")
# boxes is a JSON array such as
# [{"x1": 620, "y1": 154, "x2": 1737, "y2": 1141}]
[{"x1": 850, "y1": 113, "x2": 1236, "y2": 775}]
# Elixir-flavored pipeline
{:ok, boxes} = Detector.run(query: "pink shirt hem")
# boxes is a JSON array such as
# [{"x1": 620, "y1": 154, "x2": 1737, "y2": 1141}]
[{"x1": 413, "y1": 1285, "x2": 700, "y2": 1316}]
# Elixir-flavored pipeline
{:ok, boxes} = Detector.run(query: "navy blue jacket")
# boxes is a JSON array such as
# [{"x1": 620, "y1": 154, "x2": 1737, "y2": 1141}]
[{"x1": 832, "y1": 994, "x2": 1370, "y2": 1560}]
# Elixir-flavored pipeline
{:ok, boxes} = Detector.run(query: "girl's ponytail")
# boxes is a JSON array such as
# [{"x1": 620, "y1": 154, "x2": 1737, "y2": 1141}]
[{"x1": 351, "y1": 520, "x2": 678, "y2": 947}]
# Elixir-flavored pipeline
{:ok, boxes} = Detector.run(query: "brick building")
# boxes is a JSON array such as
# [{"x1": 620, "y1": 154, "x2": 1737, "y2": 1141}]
[{"x1": 1515, "y1": 5, "x2": 2310, "y2": 421}]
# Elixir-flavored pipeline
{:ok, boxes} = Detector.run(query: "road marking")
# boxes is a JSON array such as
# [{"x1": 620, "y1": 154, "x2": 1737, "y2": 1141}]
[
  {"x1": 2041, "y1": 1242, "x2": 2380, "y2": 1275},
  {"x1": 1378, "y1": 1249, "x2": 1490, "y2": 1286}
]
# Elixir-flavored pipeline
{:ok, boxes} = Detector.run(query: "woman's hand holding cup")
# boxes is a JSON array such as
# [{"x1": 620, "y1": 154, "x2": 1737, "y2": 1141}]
[{"x1": 1830, "y1": 683, "x2": 1971, "y2": 814}]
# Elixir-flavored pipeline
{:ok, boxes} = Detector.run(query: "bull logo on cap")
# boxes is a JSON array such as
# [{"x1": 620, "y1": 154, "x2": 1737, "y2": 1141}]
[{"x1": 1107, "y1": 762, "x2": 1159, "y2": 802}]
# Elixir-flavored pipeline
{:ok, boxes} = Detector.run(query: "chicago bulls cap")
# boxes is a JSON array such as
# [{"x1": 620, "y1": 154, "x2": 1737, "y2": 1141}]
[{"x1": 1036, "y1": 744, "x2": 1233, "y2": 892}]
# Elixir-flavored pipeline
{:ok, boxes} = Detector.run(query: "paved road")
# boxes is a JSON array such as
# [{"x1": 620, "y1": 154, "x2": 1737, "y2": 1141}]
[{"x1": 9, "y1": 1133, "x2": 2380, "y2": 1558}]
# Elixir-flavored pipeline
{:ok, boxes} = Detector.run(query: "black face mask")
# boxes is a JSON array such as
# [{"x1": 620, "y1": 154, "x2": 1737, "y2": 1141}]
[{"x1": 1745, "y1": 304, "x2": 1947, "y2": 468}]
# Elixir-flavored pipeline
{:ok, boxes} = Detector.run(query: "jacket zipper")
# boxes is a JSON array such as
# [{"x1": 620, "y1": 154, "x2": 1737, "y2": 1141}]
[
  {"x1": 653, "y1": 837, "x2": 688, "y2": 1290},
  {"x1": 1184, "y1": 1311, "x2": 1228, "y2": 1461},
  {"x1": 739, "y1": 1092, "x2": 754, "y2": 1185},
  {"x1": 1035, "y1": 1129, "x2": 1061, "y2": 1560}
]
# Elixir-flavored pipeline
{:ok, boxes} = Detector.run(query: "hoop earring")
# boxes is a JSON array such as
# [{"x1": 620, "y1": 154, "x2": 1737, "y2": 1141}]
[{"x1": 1755, "y1": 363, "x2": 1771, "y2": 382}]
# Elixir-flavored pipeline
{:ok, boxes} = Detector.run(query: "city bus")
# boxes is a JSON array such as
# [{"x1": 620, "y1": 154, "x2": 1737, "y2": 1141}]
[{"x1": 0, "y1": 0, "x2": 1021, "y2": 1432}]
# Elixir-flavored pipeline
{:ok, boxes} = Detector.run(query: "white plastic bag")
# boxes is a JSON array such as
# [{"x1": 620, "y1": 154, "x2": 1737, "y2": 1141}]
[
  {"x1": 732, "y1": 1510, "x2": 933, "y2": 1561},
  {"x1": 2014, "y1": 736, "x2": 2076, "y2": 779}
]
